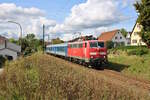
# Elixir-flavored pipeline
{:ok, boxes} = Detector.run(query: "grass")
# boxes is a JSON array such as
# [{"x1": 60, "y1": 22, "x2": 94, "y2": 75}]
[
  {"x1": 108, "y1": 47, "x2": 150, "y2": 80},
  {"x1": 0, "y1": 53, "x2": 149, "y2": 99}
]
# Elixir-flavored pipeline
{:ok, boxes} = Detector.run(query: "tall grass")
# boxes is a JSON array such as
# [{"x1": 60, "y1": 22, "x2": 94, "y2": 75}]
[{"x1": 0, "y1": 53, "x2": 149, "y2": 100}]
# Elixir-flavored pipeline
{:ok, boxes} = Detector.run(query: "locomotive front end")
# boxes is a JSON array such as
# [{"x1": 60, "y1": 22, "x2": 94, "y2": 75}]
[{"x1": 89, "y1": 41, "x2": 108, "y2": 66}]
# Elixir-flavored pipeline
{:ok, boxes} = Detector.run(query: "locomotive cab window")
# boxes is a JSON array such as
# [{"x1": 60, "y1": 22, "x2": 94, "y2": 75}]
[
  {"x1": 98, "y1": 42, "x2": 104, "y2": 48},
  {"x1": 90, "y1": 42, "x2": 97, "y2": 48},
  {"x1": 90, "y1": 42, "x2": 104, "y2": 48}
]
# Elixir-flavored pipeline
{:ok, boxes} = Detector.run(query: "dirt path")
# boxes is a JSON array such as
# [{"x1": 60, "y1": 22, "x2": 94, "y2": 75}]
[{"x1": 97, "y1": 69, "x2": 150, "y2": 93}]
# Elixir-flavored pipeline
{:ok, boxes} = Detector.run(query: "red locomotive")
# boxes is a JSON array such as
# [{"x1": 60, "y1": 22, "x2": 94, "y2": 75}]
[{"x1": 68, "y1": 40, "x2": 108, "y2": 66}]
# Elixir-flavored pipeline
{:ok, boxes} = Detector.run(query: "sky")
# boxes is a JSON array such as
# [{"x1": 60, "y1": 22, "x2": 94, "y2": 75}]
[{"x1": 0, "y1": 0, "x2": 139, "y2": 41}]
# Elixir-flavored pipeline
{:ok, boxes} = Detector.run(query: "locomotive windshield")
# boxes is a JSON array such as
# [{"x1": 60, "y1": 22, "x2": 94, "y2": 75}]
[
  {"x1": 90, "y1": 42, "x2": 104, "y2": 48},
  {"x1": 98, "y1": 42, "x2": 104, "y2": 48}
]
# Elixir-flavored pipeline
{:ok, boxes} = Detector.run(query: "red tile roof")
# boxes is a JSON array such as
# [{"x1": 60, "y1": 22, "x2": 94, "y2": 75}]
[{"x1": 98, "y1": 29, "x2": 119, "y2": 42}]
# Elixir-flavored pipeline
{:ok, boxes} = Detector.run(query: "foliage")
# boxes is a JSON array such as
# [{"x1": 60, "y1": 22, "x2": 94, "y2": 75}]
[
  {"x1": 0, "y1": 53, "x2": 148, "y2": 99},
  {"x1": 114, "y1": 46, "x2": 147, "y2": 50},
  {"x1": 9, "y1": 38, "x2": 19, "y2": 45},
  {"x1": 109, "y1": 46, "x2": 149, "y2": 56},
  {"x1": 0, "y1": 56, "x2": 6, "y2": 68},
  {"x1": 106, "y1": 41, "x2": 114, "y2": 49},
  {"x1": 134, "y1": 0, "x2": 150, "y2": 46},
  {"x1": 51, "y1": 38, "x2": 64, "y2": 44},
  {"x1": 127, "y1": 47, "x2": 149, "y2": 56},
  {"x1": 8, "y1": 34, "x2": 43, "y2": 56},
  {"x1": 22, "y1": 34, "x2": 43, "y2": 56},
  {"x1": 109, "y1": 49, "x2": 150, "y2": 80},
  {"x1": 120, "y1": 28, "x2": 128, "y2": 37}
]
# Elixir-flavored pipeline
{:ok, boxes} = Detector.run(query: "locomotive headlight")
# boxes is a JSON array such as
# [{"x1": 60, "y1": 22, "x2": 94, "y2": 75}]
[
  {"x1": 90, "y1": 52, "x2": 97, "y2": 55},
  {"x1": 100, "y1": 52, "x2": 106, "y2": 55}
]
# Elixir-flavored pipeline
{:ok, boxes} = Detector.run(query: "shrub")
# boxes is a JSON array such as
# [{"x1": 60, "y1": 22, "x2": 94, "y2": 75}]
[
  {"x1": 106, "y1": 41, "x2": 114, "y2": 49},
  {"x1": 128, "y1": 47, "x2": 149, "y2": 56},
  {"x1": 0, "y1": 55, "x2": 6, "y2": 68}
]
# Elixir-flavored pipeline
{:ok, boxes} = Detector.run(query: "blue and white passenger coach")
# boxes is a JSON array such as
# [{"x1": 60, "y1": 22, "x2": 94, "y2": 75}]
[{"x1": 46, "y1": 43, "x2": 68, "y2": 57}]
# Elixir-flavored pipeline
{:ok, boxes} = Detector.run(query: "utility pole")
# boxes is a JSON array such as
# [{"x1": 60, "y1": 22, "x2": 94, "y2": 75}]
[{"x1": 43, "y1": 24, "x2": 45, "y2": 54}]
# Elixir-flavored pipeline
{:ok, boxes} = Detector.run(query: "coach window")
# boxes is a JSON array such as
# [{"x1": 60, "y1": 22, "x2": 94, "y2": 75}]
[
  {"x1": 75, "y1": 44, "x2": 77, "y2": 48},
  {"x1": 76, "y1": 44, "x2": 79, "y2": 48}
]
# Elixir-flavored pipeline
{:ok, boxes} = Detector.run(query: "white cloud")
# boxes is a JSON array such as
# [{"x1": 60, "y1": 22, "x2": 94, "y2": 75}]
[
  {"x1": 48, "y1": 0, "x2": 129, "y2": 41},
  {"x1": 0, "y1": 0, "x2": 138, "y2": 41},
  {"x1": 0, "y1": 3, "x2": 56, "y2": 39}
]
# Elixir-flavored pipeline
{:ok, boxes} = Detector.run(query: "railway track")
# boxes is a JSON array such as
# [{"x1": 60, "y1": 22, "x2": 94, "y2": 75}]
[
  {"x1": 76, "y1": 61, "x2": 150, "y2": 93},
  {"x1": 100, "y1": 69, "x2": 150, "y2": 91}
]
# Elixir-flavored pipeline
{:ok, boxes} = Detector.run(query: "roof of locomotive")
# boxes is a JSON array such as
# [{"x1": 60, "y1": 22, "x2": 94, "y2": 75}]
[
  {"x1": 68, "y1": 40, "x2": 104, "y2": 44},
  {"x1": 47, "y1": 40, "x2": 104, "y2": 47}
]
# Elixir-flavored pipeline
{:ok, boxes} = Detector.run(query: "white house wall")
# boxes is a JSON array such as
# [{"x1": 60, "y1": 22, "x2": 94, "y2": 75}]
[
  {"x1": 7, "y1": 42, "x2": 21, "y2": 52},
  {"x1": 0, "y1": 44, "x2": 5, "y2": 49},
  {"x1": 0, "y1": 49, "x2": 18, "y2": 60},
  {"x1": 112, "y1": 31, "x2": 128, "y2": 46}
]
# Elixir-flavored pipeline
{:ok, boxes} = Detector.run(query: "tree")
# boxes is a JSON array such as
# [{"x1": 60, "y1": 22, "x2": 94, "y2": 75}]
[
  {"x1": 51, "y1": 38, "x2": 64, "y2": 44},
  {"x1": 9, "y1": 33, "x2": 43, "y2": 56},
  {"x1": 134, "y1": 0, "x2": 150, "y2": 46},
  {"x1": 120, "y1": 28, "x2": 128, "y2": 37},
  {"x1": 106, "y1": 41, "x2": 114, "y2": 49},
  {"x1": 22, "y1": 34, "x2": 43, "y2": 55}
]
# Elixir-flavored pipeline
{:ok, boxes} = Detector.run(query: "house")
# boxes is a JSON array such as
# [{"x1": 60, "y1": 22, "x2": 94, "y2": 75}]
[
  {"x1": 0, "y1": 35, "x2": 7, "y2": 44},
  {"x1": 131, "y1": 23, "x2": 146, "y2": 46},
  {"x1": 126, "y1": 32, "x2": 132, "y2": 46},
  {"x1": 0, "y1": 36, "x2": 21, "y2": 60},
  {"x1": 98, "y1": 29, "x2": 128, "y2": 46}
]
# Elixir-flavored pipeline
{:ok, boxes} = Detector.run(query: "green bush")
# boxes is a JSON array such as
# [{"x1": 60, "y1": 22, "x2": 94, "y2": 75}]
[
  {"x1": 127, "y1": 48, "x2": 149, "y2": 56},
  {"x1": 116, "y1": 46, "x2": 147, "y2": 50},
  {"x1": 106, "y1": 41, "x2": 114, "y2": 49},
  {"x1": 0, "y1": 55, "x2": 6, "y2": 68}
]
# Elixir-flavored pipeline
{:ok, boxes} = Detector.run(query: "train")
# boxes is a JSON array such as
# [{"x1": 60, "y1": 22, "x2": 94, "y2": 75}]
[{"x1": 46, "y1": 40, "x2": 108, "y2": 67}]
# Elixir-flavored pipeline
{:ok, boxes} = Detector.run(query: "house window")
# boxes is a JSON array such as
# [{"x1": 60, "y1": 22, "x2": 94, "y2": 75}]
[
  {"x1": 115, "y1": 37, "x2": 117, "y2": 39},
  {"x1": 139, "y1": 39, "x2": 142, "y2": 43},
  {"x1": 137, "y1": 24, "x2": 141, "y2": 30},
  {"x1": 120, "y1": 37, "x2": 122, "y2": 39},
  {"x1": 134, "y1": 32, "x2": 138, "y2": 36},
  {"x1": 132, "y1": 40, "x2": 137, "y2": 43}
]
